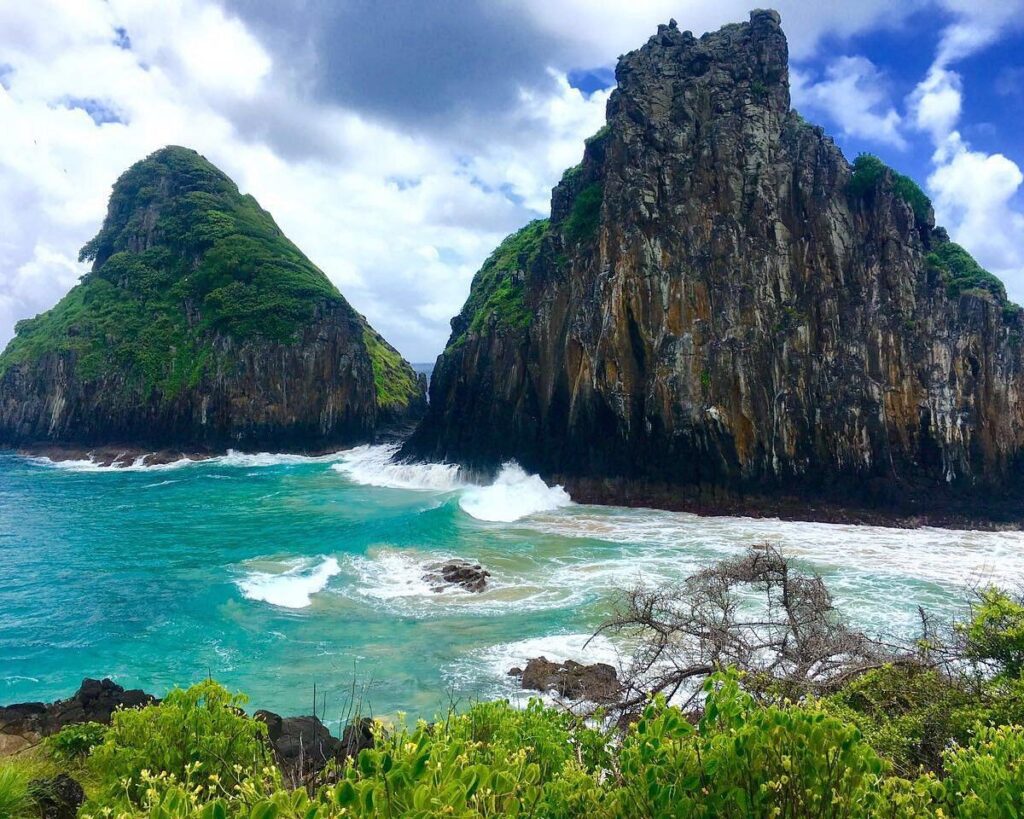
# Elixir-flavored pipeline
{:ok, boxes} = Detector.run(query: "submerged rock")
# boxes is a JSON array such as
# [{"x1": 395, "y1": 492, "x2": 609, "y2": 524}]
[
  {"x1": 403, "y1": 11, "x2": 1024, "y2": 524},
  {"x1": 514, "y1": 657, "x2": 621, "y2": 704},
  {"x1": 0, "y1": 146, "x2": 424, "y2": 453},
  {"x1": 423, "y1": 560, "x2": 491, "y2": 593}
]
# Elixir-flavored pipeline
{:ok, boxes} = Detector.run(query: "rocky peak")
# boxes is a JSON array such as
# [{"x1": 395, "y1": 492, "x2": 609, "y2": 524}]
[
  {"x1": 0, "y1": 146, "x2": 425, "y2": 451},
  {"x1": 405, "y1": 12, "x2": 1024, "y2": 525}
]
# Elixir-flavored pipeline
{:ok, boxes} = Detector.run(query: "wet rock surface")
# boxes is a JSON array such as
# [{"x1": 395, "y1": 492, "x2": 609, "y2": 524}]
[
  {"x1": 423, "y1": 560, "x2": 491, "y2": 593},
  {"x1": 513, "y1": 657, "x2": 622, "y2": 704}
]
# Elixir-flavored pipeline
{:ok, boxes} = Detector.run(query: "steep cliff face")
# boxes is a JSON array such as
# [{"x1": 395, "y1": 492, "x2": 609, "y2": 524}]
[
  {"x1": 405, "y1": 11, "x2": 1024, "y2": 519},
  {"x1": 0, "y1": 146, "x2": 424, "y2": 452}
]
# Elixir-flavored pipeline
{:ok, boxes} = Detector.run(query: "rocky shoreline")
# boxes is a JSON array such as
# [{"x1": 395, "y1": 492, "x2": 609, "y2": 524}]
[{"x1": 8, "y1": 441, "x2": 1021, "y2": 531}]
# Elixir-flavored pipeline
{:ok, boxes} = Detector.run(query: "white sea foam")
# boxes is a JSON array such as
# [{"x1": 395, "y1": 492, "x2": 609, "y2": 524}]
[
  {"x1": 332, "y1": 445, "x2": 463, "y2": 491},
  {"x1": 30, "y1": 453, "x2": 198, "y2": 472},
  {"x1": 458, "y1": 463, "x2": 573, "y2": 522},
  {"x1": 236, "y1": 556, "x2": 341, "y2": 609},
  {"x1": 523, "y1": 508, "x2": 1024, "y2": 593},
  {"x1": 27, "y1": 448, "x2": 348, "y2": 473},
  {"x1": 335, "y1": 445, "x2": 573, "y2": 522}
]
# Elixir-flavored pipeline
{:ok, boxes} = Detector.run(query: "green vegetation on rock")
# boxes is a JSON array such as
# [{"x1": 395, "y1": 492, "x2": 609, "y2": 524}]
[
  {"x1": 449, "y1": 219, "x2": 548, "y2": 348},
  {"x1": 362, "y1": 324, "x2": 421, "y2": 414},
  {"x1": 0, "y1": 146, "x2": 349, "y2": 396},
  {"x1": 848, "y1": 153, "x2": 932, "y2": 224},
  {"x1": 928, "y1": 241, "x2": 1014, "y2": 306},
  {"x1": 563, "y1": 182, "x2": 603, "y2": 245}
]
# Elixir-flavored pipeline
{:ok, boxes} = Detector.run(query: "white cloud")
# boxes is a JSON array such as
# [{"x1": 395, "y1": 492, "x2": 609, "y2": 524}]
[
  {"x1": 908, "y1": 67, "x2": 963, "y2": 145},
  {"x1": 902, "y1": 0, "x2": 1024, "y2": 302},
  {"x1": 2, "y1": 0, "x2": 1022, "y2": 362},
  {"x1": 0, "y1": 0, "x2": 607, "y2": 360},
  {"x1": 928, "y1": 137, "x2": 1024, "y2": 300},
  {"x1": 791, "y1": 57, "x2": 906, "y2": 148}
]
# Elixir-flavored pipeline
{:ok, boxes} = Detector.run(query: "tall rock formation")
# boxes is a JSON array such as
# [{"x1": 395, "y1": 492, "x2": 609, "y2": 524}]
[
  {"x1": 0, "y1": 146, "x2": 424, "y2": 452},
  {"x1": 405, "y1": 11, "x2": 1024, "y2": 521}
]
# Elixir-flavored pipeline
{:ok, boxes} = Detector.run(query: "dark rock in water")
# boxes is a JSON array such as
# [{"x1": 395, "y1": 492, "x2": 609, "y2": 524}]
[
  {"x1": 0, "y1": 678, "x2": 155, "y2": 741},
  {"x1": 0, "y1": 145, "x2": 425, "y2": 453},
  {"x1": 514, "y1": 657, "x2": 621, "y2": 703},
  {"x1": 30, "y1": 774, "x2": 85, "y2": 819},
  {"x1": 403, "y1": 10, "x2": 1024, "y2": 525},
  {"x1": 423, "y1": 559, "x2": 491, "y2": 593},
  {"x1": 256, "y1": 711, "x2": 373, "y2": 785}
]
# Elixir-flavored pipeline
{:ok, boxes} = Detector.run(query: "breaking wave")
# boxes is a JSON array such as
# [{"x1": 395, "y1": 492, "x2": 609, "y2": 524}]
[
  {"x1": 236, "y1": 556, "x2": 341, "y2": 609},
  {"x1": 332, "y1": 445, "x2": 462, "y2": 491},
  {"x1": 334, "y1": 445, "x2": 573, "y2": 522}
]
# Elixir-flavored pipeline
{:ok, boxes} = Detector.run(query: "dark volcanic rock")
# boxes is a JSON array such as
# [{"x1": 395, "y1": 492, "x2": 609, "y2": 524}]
[
  {"x1": 423, "y1": 559, "x2": 491, "y2": 593},
  {"x1": 256, "y1": 711, "x2": 372, "y2": 785},
  {"x1": 0, "y1": 678, "x2": 155, "y2": 740},
  {"x1": 404, "y1": 11, "x2": 1024, "y2": 524},
  {"x1": 30, "y1": 774, "x2": 86, "y2": 819},
  {"x1": 515, "y1": 657, "x2": 621, "y2": 703},
  {"x1": 0, "y1": 146, "x2": 424, "y2": 453}
]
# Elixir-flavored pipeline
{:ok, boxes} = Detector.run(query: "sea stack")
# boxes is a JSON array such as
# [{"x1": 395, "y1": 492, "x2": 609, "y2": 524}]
[
  {"x1": 404, "y1": 11, "x2": 1024, "y2": 522},
  {"x1": 0, "y1": 146, "x2": 425, "y2": 453}
]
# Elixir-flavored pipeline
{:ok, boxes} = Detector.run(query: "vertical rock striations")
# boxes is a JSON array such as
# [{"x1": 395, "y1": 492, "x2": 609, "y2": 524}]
[
  {"x1": 0, "y1": 146, "x2": 424, "y2": 452},
  {"x1": 405, "y1": 11, "x2": 1024, "y2": 522}
]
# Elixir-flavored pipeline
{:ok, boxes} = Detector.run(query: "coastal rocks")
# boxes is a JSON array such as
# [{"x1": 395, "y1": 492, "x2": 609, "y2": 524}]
[
  {"x1": 29, "y1": 774, "x2": 86, "y2": 819},
  {"x1": 0, "y1": 678, "x2": 155, "y2": 744},
  {"x1": 510, "y1": 657, "x2": 621, "y2": 703},
  {"x1": 0, "y1": 146, "x2": 424, "y2": 454},
  {"x1": 403, "y1": 11, "x2": 1024, "y2": 523},
  {"x1": 255, "y1": 711, "x2": 373, "y2": 785},
  {"x1": 423, "y1": 560, "x2": 491, "y2": 593}
]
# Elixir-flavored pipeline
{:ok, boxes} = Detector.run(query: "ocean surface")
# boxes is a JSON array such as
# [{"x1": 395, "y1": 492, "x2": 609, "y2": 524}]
[{"x1": 2, "y1": 445, "x2": 1023, "y2": 726}]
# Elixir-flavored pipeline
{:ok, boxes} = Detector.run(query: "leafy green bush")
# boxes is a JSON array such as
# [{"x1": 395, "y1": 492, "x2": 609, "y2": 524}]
[
  {"x1": 614, "y1": 671, "x2": 887, "y2": 817},
  {"x1": 47, "y1": 721, "x2": 109, "y2": 763},
  {"x1": 84, "y1": 680, "x2": 273, "y2": 813},
  {"x1": 328, "y1": 699, "x2": 608, "y2": 817},
  {"x1": 959, "y1": 588, "x2": 1024, "y2": 678},
  {"x1": 821, "y1": 664, "x2": 973, "y2": 776},
  {"x1": 938, "y1": 724, "x2": 1024, "y2": 817}
]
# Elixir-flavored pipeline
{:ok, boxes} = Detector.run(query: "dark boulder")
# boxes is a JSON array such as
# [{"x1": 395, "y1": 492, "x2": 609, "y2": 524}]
[
  {"x1": 514, "y1": 657, "x2": 621, "y2": 703},
  {"x1": 256, "y1": 711, "x2": 373, "y2": 786},
  {"x1": 0, "y1": 678, "x2": 155, "y2": 741},
  {"x1": 29, "y1": 774, "x2": 85, "y2": 819},
  {"x1": 423, "y1": 560, "x2": 491, "y2": 593}
]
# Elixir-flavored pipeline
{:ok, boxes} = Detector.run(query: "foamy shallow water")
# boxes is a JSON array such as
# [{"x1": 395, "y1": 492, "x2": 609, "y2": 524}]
[{"x1": 2, "y1": 445, "x2": 1022, "y2": 718}]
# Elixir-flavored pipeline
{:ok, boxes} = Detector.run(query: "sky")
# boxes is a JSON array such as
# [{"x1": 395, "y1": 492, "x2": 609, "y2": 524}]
[{"x1": 1, "y1": 1, "x2": 1022, "y2": 362}]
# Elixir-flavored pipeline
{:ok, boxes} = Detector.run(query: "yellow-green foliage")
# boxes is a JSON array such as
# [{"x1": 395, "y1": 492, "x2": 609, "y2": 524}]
[
  {"x1": 42, "y1": 668, "x2": 1024, "y2": 818},
  {"x1": 361, "y1": 325, "x2": 420, "y2": 414},
  {"x1": 82, "y1": 680, "x2": 273, "y2": 815},
  {"x1": 0, "y1": 146, "x2": 351, "y2": 396}
]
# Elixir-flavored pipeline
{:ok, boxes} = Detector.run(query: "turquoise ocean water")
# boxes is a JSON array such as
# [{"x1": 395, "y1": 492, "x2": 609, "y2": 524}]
[{"x1": 2, "y1": 445, "x2": 1023, "y2": 725}]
